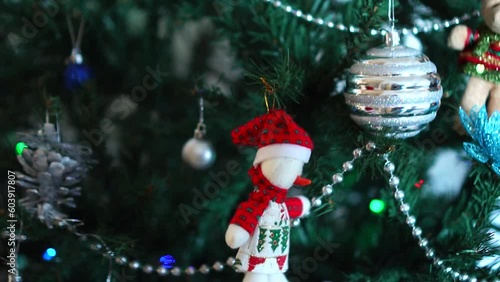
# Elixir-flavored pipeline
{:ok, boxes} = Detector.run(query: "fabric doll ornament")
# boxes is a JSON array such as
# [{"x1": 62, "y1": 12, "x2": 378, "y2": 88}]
[
  {"x1": 448, "y1": 0, "x2": 500, "y2": 119},
  {"x1": 225, "y1": 109, "x2": 313, "y2": 282}
]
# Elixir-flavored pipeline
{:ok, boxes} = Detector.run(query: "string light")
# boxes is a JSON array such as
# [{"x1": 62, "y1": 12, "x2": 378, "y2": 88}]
[
  {"x1": 15, "y1": 142, "x2": 28, "y2": 155},
  {"x1": 42, "y1": 248, "x2": 57, "y2": 261},
  {"x1": 160, "y1": 255, "x2": 176, "y2": 269},
  {"x1": 262, "y1": 0, "x2": 480, "y2": 36},
  {"x1": 414, "y1": 179, "x2": 425, "y2": 189},
  {"x1": 17, "y1": 254, "x2": 28, "y2": 270},
  {"x1": 369, "y1": 199, "x2": 386, "y2": 214}
]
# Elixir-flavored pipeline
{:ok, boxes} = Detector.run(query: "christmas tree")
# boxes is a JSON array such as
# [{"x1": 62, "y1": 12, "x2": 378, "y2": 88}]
[{"x1": 1, "y1": 0, "x2": 499, "y2": 281}]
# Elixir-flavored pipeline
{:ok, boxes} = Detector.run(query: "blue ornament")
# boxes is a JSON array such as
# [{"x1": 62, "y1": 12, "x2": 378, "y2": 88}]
[
  {"x1": 459, "y1": 106, "x2": 500, "y2": 175},
  {"x1": 159, "y1": 255, "x2": 176, "y2": 269},
  {"x1": 64, "y1": 63, "x2": 92, "y2": 90},
  {"x1": 64, "y1": 48, "x2": 93, "y2": 90}
]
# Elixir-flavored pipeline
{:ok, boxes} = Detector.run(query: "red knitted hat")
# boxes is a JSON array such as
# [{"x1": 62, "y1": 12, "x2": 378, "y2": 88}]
[{"x1": 231, "y1": 109, "x2": 314, "y2": 166}]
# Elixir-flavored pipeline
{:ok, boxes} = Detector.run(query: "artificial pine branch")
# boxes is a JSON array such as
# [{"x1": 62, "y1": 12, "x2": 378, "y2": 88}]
[{"x1": 245, "y1": 53, "x2": 305, "y2": 108}]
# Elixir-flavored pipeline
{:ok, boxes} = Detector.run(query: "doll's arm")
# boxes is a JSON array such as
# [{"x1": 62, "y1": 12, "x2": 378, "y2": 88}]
[
  {"x1": 225, "y1": 224, "x2": 250, "y2": 249},
  {"x1": 448, "y1": 25, "x2": 479, "y2": 51},
  {"x1": 285, "y1": 196, "x2": 311, "y2": 219},
  {"x1": 226, "y1": 200, "x2": 260, "y2": 248}
]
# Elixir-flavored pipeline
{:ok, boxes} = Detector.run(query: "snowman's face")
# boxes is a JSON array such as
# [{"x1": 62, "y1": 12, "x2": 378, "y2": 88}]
[
  {"x1": 483, "y1": 0, "x2": 500, "y2": 33},
  {"x1": 261, "y1": 158, "x2": 304, "y2": 189}
]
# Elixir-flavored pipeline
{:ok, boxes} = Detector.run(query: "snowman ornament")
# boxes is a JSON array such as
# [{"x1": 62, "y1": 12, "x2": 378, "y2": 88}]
[{"x1": 225, "y1": 109, "x2": 313, "y2": 282}]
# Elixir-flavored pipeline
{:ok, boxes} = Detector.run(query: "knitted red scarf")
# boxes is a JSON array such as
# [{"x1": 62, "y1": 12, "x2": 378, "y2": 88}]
[{"x1": 229, "y1": 165, "x2": 288, "y2": 235}]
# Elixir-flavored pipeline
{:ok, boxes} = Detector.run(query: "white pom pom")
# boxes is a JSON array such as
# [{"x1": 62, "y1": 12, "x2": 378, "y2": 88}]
[{"x1": 422, "y1": 148, "x2": 471, "y2": 200}]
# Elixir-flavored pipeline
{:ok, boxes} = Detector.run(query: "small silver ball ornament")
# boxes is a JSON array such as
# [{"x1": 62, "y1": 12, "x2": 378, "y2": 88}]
[{"x1": 182, "y1": 137, "x2": 216, "y2": 170}]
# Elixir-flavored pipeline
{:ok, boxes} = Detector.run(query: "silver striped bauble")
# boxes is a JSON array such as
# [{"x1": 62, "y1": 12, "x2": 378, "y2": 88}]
[{"x1": 344, "y1": 44, "x2": 443, "y2": 139}]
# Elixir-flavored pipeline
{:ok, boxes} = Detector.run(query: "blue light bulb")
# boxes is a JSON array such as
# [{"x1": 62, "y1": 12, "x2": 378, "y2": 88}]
[
  {"x1": 42, "y1": 253, "x2": 53, "y2": 261},
  {"x1": 159, "y1": 255, "x2": 176, "y2": 269},
  {"x1": 46, "y1": 248, "x2": 56, "y2": 257},
  {"x1": 43, "y1": 248, "x2": 57, "y2": 261}
]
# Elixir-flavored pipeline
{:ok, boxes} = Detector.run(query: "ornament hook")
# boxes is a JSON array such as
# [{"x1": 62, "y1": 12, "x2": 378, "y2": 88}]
[
  {"x1": 43, "y1": 98, "x2": 61, "y2": 142},
  {"x1": 385, "y1": 0, "x2": 400, "y2": 47},
  {"x1": 260, "y1": 77, "x2": 275, "y2": 112},
  {"x1": 66, "y1": 14, "x2": 86, "y2": 64},
  {"x1": 193, "y1": 88, "x2": 207, "y2": 139}
]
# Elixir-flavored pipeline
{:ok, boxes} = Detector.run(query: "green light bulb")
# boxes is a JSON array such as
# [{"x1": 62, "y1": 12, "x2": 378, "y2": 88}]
[
  {"x1": 17, "y1": 254, "x2": 28, "y2": 270},
  {"x1": 369, "y1": 199, "x2": 386, "y2": 214},
  {"x1": 15, "y1": 142, "x2": 28, "y2": 155}
]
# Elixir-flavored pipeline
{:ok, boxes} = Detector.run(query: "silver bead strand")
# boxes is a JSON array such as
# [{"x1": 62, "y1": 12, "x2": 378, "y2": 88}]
[
  {"x1": 262, "y1": 0, "x2": 478, "y2": 35},
  {"x1": 289, "y1": 144, "x2": 372, "y2": 227},
  {"x1": 89, "y1": 252, "x2": 237, "y2": 277},
  {"x1": 309, "y1": 144, "x2": 367, "y2": 211},
  {"x1": 382, "y1": 154, "x2": 476, "y2": 281}
]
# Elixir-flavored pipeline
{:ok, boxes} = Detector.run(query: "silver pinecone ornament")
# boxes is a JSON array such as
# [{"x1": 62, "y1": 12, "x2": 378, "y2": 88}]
[{"x1": 16, "y1": 123, "x2": 94, "y2": 228}]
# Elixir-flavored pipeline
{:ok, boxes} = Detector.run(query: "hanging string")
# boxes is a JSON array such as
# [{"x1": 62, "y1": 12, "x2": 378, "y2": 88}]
[
  {"x1": 388, "y1": 0, "x2": 396, "y2": 34},
  {"x1": 66, "y1": 15, "x2": 86, "y2": 49},
  {"x1": 198, "y1": 89, "x2": 205, "y2": 125},
  {"x1": 193, "y1": 88, "x2": 207, "y2": 139},
  {"x1": 385, "y1": 0, "x2": 400, "y2": 47},
  {"x1": 45, "y1": 98, "x2": 61, "y2": 142}
]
